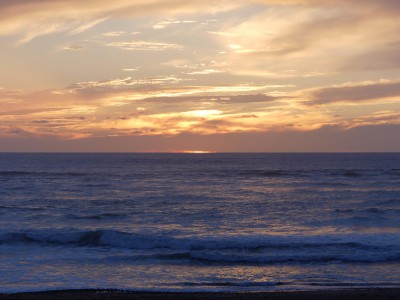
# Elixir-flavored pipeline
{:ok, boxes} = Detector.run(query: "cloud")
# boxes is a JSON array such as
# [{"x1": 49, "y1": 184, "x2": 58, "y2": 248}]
[
  {"x1": 101, "y1": 31, "x2": 127, "y2": 37},
  {"x1": 68, "y1": 17, "x2": 108, "y2": 35},
  {"x1": 187, "y1": 69, "x2": 223, "y2": 75},
  {"x1": 348, "y1": 111, "x2": 400, "y2": 128},
  {"x1": 305, "y1": 80, "x2": 400, "y2": 104},
  {"x1": 342, "y1": 42, "x2": 400, "y2": 71},
  {"x1": 207, "y1": 31, "x2": 239, "y2": 37},
  {"x1": 123, "y1": 68, "x2": 140, "y2": 72},
  {"x1": 0, "y1": 77, "x2": 295, "y2": 139},
  {"x1": 62, "y1": 44, "x2": 85, "y2": 51},
  {"x1": 168, "y1": 61, "x2": 227, "y2": 75},
  {"x1": 203, "y1": 0, "x2": 400, "y2": 79},
  {"x1": 2, "y1": 124, "x2": 400, "y2": 152},
  {"x1": 1, "y1": 0, "x2": 400, "y2": 44},
  {"x1": 152, "y1": 19, "x2": 196, "y2": 30},
  {"x1": 142, "y1": 94, "x2": 282, "y2": 104},
  {"x1": 66, "y1": 76, "x2": 283, "y2": 101},
  {"x1": 0, "y1": 0, "x2": 240, "y2": 43},
  {"x1": 66, "y1": 76, "x2": 190, "y2": 100},
  {"x1": 1, "y1": 72, "x2": 398, "y2": 140},
  {"x1": 105, "y1": 40, "x2": 183, "y2": 51},
  {"x1": 253, "y1": 0, "x2": 400, "y2": 12},
  {"x1": 0, "y1": 76, "x2": 318, "y2": 139}
]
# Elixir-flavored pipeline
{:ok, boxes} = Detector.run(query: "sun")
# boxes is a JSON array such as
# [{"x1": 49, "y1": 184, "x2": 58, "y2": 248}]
[{"x1": 180, "y1": 150, "x2": 216, "y2": 154}]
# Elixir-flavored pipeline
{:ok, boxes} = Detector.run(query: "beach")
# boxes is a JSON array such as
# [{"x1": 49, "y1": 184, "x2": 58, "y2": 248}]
[{"x1": 2, "y1": 289, "x2": 400, "y2": 300}]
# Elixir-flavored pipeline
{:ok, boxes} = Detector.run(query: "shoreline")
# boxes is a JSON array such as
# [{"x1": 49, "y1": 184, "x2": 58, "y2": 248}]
[{"x1": 1, "y1": 288, "x2": 400, "y2": 300}]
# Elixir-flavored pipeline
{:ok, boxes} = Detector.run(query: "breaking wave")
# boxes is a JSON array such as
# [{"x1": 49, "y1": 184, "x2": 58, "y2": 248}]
[{"x1": 1, "y1": 229, "x2": 399, "y2": 264}]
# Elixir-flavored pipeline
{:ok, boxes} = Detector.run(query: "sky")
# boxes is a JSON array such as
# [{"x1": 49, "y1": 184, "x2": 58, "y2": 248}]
[{"x1": 1, "y1": 0, "x2": 400, "y2": 152}]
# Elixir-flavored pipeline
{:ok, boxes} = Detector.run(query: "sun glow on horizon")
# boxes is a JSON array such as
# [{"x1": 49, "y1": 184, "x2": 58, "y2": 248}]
[{"x1": 179, "y1": 150, "x2": 216, "y2": 154}]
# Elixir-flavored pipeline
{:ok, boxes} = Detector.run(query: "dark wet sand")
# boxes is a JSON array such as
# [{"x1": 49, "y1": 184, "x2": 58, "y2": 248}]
[{"x1": 1, "y1": 289, "x2": 400, "y2": 300}]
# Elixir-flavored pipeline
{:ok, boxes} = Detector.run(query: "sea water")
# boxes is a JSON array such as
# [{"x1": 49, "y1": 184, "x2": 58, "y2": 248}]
[{"x1": 0, "y1": 153, "x2": 399, "y2": 292}]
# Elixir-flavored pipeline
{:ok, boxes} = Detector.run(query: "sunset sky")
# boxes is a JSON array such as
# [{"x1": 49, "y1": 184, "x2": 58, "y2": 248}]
[{"x1": 1, "y1": 0, "x2": 400, "y2": 152}]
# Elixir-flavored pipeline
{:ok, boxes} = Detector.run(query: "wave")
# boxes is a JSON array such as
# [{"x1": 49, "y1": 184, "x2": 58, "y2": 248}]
[
  {"x1": 66, "y1": 213, "x2": 127, "y2": 220},
  {"x1": 387, "y1": 169, "x2": 400, "y2": 176},
  {"x1": 1, "y1": 230, "x2": 400, "y2": 264},
  {"x1": 0, "y1": 167, "x2": 397, "y2": 180},
  {"x1": 180, "y1": 281, "x2": 399, "y2": 288},
  {"x1": 149, "y1": 251, "x2": 400, "y2": 264},
  {"x1": 181, "y1": 281, "x2": 282, "y2": 287},
  {"x1": 334, "y1": 207, "x2": 400, "y2": 214},
  {"x1": 0, "y1": 171, "x2": 91, "y2": 177},
  {"x1": 235, "y1": 168, "x2": 380, "y2": 178},
  {"x1": 0, "y1": 205, "x2": 46, "y2": 212},
  {"x1": 338, "y1": 170, "x2": 363, "y2": 177},
  {"x1": 238, "y1": 170, "x2": 296, "y2": 177}
]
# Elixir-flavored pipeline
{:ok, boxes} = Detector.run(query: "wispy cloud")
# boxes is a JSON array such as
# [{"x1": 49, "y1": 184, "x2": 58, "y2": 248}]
[
  {"x1": 14, "y1": 17, "x2": 108, "y2": 44},
  {"x1": 61, "y1": 44, "x2": 85, "y2": 51},
  {"x1": 101, "y1": 31, "x2": 126, "y2": 37},
  {"x1": 123, "y1": 68, "x2": 140, "y2": 72},
  {"x1": 140, "y1": 93, "x2": 283, "y2": 104},
  {"x1": 187, "y1": 69, "x2": 223, "y2": 75},
  {"x1": 69, "y1": 17, "x2": 109, "y2": 35},
  {"x1": 105, "y1": 40, "x2": 183, "y2": 51},
  {"x1": 152, "y1": 19, "x2": 197, "y2": 30},
  {"x1": 101, "y1": 31, "x2": 140, "y2": 37},
  {"x1": 205, "y1": 1, "x2": 400, "y2": 79},
  {"x1": 347, "y1": 111, "x2": 400, "y2": 128},
  {"x1": 0, "y1": 1, "x2": 240, "y2": 43},
  {"x1": 207, "y1": 31, "x2": 239, "y2": 37}
]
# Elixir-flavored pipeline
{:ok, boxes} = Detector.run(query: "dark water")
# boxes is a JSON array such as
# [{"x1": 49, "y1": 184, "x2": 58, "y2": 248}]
[{"x1": 0, "y1": 153, "x2": 400, "y2": 292}]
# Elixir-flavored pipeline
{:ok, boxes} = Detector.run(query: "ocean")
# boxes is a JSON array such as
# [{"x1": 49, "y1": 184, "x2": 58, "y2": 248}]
[{"x1": 0, "y1": 153, "x2": 399, "y2": 293}]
